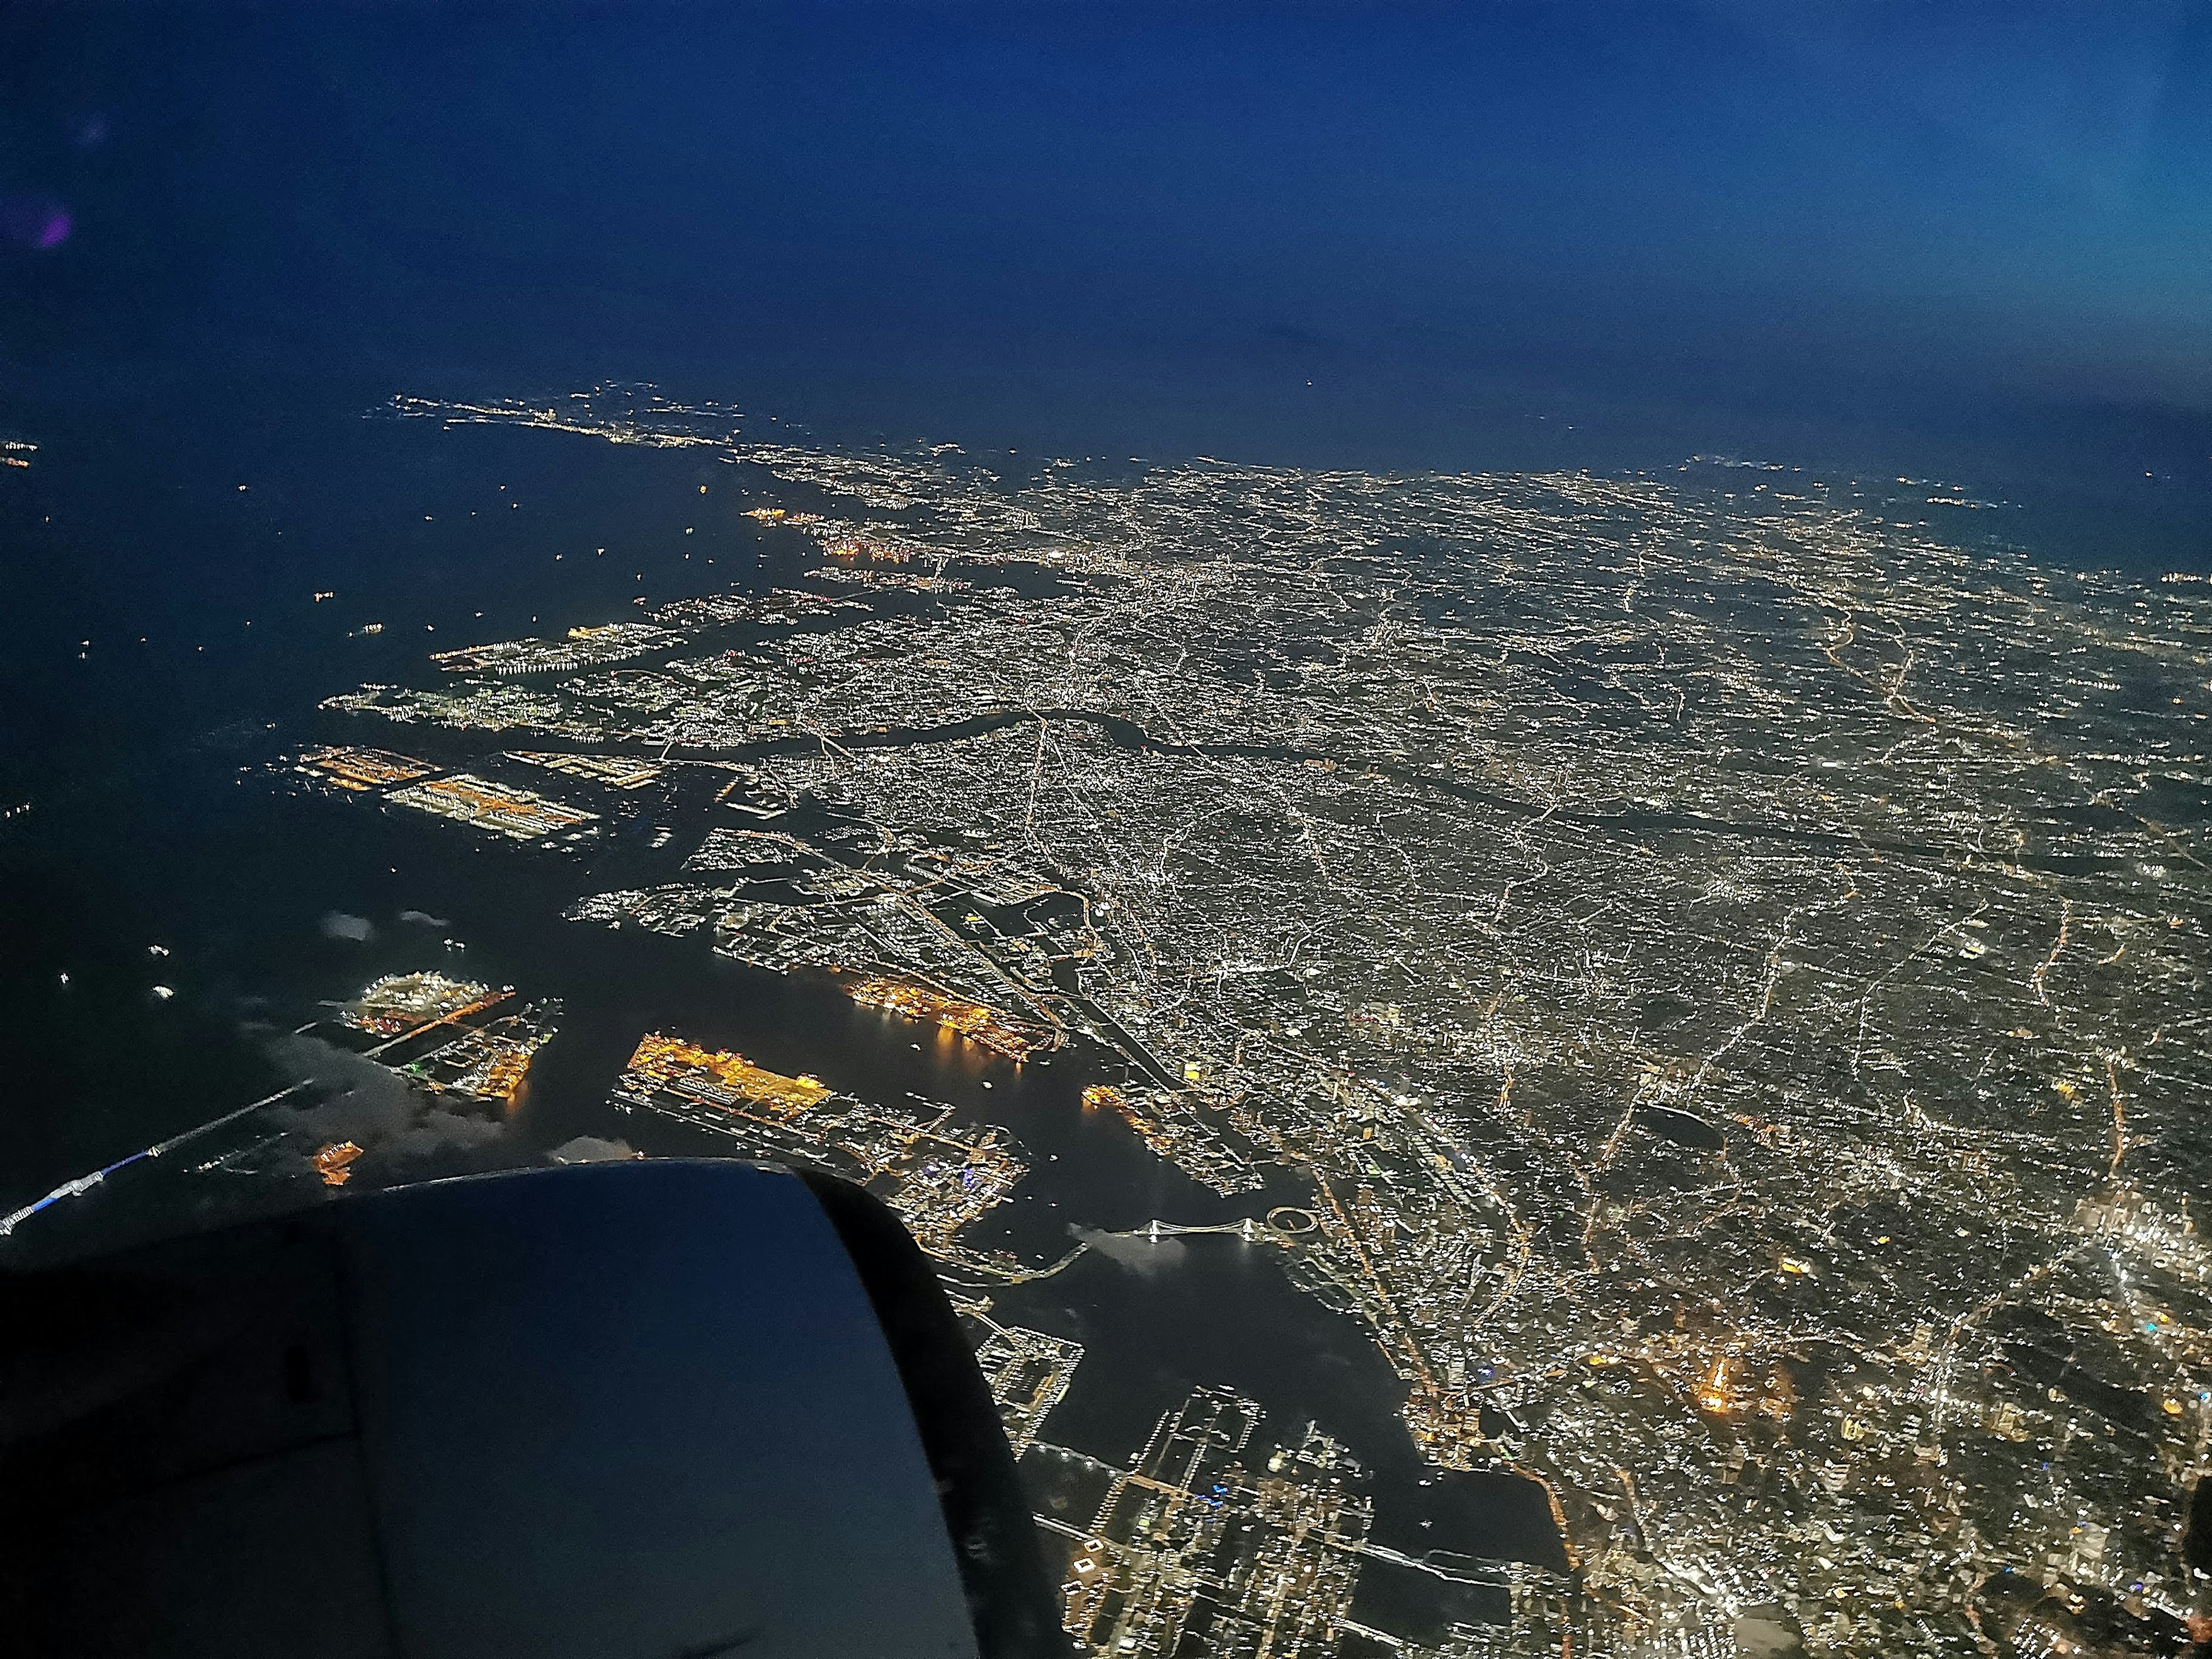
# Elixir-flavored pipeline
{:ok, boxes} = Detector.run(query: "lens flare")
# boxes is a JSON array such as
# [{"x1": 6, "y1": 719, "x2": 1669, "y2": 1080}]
[{"x1": 0, "y1": 196, "x2": 71, "y2": 252}]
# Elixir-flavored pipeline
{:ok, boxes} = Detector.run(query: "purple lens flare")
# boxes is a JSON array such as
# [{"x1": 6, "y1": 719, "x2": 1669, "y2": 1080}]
[{"x1": 0, "y1": 195, "x2": 73, "y2": 251}]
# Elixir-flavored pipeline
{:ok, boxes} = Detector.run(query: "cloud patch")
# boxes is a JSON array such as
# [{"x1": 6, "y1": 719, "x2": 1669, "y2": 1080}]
[
  {"x1": 262, "y1": 1032, "x2": 513, "y2": 1186},
  {"x1": 319, "y1": 911, "x2": 376, "y2": 942},
  {"x1": 1070, "y1": 1223, "x2": 1188, "y2": 1276}
]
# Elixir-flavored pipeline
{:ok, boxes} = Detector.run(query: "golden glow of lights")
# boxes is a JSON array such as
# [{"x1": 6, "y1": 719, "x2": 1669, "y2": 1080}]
[
  {"x1": 820, "y1": 536, "x2": 915, "y2": 564},
  {"x1": 507, "y1": 750, "x2": 664, "y2": 790},
  {"x1": 1697, "y1": 1356, "x2": 1734, "y2": 1415},
  {"x1": 847, "y1": 977, "x2": 1052, "y2": 1062},
  {"x1": 340, "y1": 972, "x2": 500, "y2": 1037},
  {"x1": 624, "y1": 1033, "x2": 830, "y2": 1115},
  {"x1": 298, "y1": 745, "x2": 436, "y2": 791},
  {"x1": 387, "y1": 773, "x2": 598, "y2": 840},
  {"x1": 481, "y1": 1049, "x2": 534, "y2": 1105}
]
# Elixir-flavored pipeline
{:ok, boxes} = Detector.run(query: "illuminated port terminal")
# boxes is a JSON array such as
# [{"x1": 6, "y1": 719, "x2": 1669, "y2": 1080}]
[
  {"x1": 810, "y1": 566, "x2": 968, "y2": 594},
  {"x1": 430, "y1": 620, "x2": 671, "y2": 676},
  {"x1": 1080, "y1": 1084, "x2": 1264, "y2": 1196},
  {"x1": 506, "y1": 750, "x2": 665, "y2": 790},
  {"x1": 613, "y1": 1032, "x2": 1025, "y2": 1257},
  {"x1": 951, "y1": 1292, "x2": 1085, "y2": 1455},
  {"x1": 330, "y1": 972, "x2": 560, "y2": 1106},
  {"x1": 297, "y1": 744, "x2": 436, "y2": 791},
  {"x1": 338, "y1": 971, "x2": 503, "y2": 1040},
  {"x1": 178, "y1": 976, "x2": 563, "y2": 1198},
  {"x1": 386, "y1": 773, "x2": 599, "y2": 840},
  {"x1": 846, "y1": 977, "x2": 1059, "y2": 1062},
  {"x1": 404, "y1": 1010, "x2": 558, "y2": 1106},
  {"x1": 819, "y1": 533, "x2": 916, "y2": 563},
  {"x1": 623, "y1": 1031, "x2": 832, "y2": 1116}
]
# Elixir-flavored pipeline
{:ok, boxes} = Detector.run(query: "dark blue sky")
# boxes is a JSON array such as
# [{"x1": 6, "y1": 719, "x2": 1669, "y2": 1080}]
[{"x1": 5, "y1": 2, "x2": 2211, "y2": 495}]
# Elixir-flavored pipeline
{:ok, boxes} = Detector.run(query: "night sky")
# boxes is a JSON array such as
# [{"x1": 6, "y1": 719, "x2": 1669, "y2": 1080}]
[{"x1": 1, "y1": 1, "x2": 2209, "y2": 497}]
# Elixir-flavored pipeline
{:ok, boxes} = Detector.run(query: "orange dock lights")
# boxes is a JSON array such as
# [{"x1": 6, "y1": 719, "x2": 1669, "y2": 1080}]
[
  {"x1": 386, "y1": 773, "x2": 599, "y2": 840},
  {"x1": 624, "y1": 1033, "x2": 831, "y2": 1115},
  {"x1": 847, "y1": 978, "x2": 1054, "y2": 1062},
  {"x1": 298, "y1": 745, "x2": 435, "y2": 791}
]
